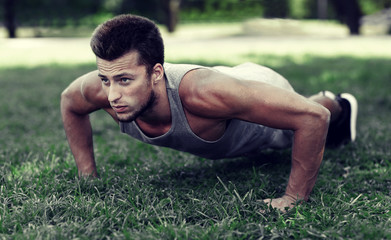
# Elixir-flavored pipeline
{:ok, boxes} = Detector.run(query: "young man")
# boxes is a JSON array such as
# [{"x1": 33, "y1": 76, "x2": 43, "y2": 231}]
[{"x1": 61, "y1": 14, "x2": 358, "y2": 211}]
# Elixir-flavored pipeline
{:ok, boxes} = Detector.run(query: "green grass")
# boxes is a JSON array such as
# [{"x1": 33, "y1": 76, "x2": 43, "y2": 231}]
[{"x1": 1, "y1": 48, "x2": 391, "y2": 238}]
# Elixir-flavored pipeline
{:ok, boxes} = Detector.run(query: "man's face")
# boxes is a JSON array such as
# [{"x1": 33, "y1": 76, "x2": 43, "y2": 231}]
[{"x1": 97, "y1": 51, "x2": 156, "y2": 122}]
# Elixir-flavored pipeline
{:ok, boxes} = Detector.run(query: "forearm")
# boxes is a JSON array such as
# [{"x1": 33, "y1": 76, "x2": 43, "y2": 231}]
[
  {"x1": 285, "y1": 110, "x2": 330, "y2": 201},
  {"x1": 285, "y1": 132, "x2": 325, "y2": 201},
  {"x1": 61, "y1": 106, "x2": 98, "y2": 177}
]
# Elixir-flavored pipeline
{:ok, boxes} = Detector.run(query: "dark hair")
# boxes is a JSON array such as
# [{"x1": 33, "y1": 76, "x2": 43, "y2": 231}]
[{"x1": 90, "y1": 14, "x2": 164, "y2": 75}]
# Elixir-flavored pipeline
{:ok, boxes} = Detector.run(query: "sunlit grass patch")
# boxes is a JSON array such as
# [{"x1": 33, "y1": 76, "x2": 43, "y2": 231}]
[{"x1": 2, "y1": 21, "x2": 391, "y2": 69}]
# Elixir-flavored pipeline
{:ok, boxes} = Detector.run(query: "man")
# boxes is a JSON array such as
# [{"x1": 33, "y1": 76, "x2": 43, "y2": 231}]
[{"x1": 61, "y1": 14, "x2": 358, "y2": 211}]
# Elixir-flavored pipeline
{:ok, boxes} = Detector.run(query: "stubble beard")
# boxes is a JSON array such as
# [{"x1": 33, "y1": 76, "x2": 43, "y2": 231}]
[{"x1": 117, "y1": 91, "x2": 157, "y2": 123}]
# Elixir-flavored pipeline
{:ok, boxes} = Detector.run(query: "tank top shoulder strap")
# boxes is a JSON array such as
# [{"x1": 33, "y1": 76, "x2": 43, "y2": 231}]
[
  {"x1": 163, "y1": 63, "x2": 205, "y2": 132},
  {"x1": 163, "y1": 63, "x2": 204, "y2": 89}
]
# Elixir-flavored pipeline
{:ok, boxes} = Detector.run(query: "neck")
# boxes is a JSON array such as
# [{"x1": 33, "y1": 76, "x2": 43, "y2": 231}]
[{"x1": 137, "y1": 76, "x2": 171, "y2": 126}]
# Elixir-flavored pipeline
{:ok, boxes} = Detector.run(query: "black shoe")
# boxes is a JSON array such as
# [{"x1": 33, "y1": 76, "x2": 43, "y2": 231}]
[{"x1": 326, "y1": 93, "x2": 358, "y2": 148}]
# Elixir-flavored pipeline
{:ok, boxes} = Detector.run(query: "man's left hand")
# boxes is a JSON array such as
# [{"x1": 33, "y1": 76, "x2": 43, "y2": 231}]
[{"x1": 263, "y1": 194, "x2": 300, "y2": 212}]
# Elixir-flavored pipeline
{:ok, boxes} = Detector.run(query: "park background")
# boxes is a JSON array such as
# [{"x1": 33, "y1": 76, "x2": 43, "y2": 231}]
[{"x1": 1, "y1": 0, "x2": 391, "y2": 239}]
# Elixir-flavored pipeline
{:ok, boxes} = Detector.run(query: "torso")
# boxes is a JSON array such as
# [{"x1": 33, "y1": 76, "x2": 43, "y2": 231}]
[
  {"x1": 118, "y1": 62, "x2": 295, "y2": 159},
  {"x1": 132, "y1": 68, "x2": 228, "y2": 141}
]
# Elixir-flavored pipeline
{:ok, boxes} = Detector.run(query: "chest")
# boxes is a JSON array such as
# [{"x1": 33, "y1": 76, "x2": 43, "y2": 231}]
[
  {"x1": 184, "y1": 110, "x2": 227, "y2": 141},
  {"x1": 136, "y1": 110, "x2": 227, "y2": 141}
]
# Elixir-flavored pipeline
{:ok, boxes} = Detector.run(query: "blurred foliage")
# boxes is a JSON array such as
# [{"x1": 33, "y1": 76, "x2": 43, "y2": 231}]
[
  {"x1": 178, "y1": 0, "x2": 391, "y2": 23},
  {"x1": 179, "y1": 0, "x2": 264, "y2": 22},
  {"x1": 1, "y1": 0, "x2": 390, "y2": 37},
  {"x1": 0, "y1": 0, "x2": 166, "y2": 28},
  {"x1": 1, "y1": 0, "x2": 390, "y2": 26},
  {"x1": 360, "y1": 0, "x2": 391, "y2": 14},
  {"x1": 289, "y1": 0, "x2": 311, "y2": 19},
  {"x1": 11, "y1": 0, "x2": 104, "y2": 27}
]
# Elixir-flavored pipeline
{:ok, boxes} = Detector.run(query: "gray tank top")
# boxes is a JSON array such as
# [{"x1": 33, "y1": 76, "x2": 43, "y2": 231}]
[{"x1": 120, "y1": 62, "x2": 294, "y2": 159}]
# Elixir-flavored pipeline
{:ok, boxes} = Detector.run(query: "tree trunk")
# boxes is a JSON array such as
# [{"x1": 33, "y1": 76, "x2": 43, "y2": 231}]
[
  {"x1": 318, "y1": 0, "x2": 328, "y2": 20},
  {"x1": 4, "y1": 0, "x2": 17, "y2": 38},
  {"x1": 163, "y1": 0, "x2": 181, "y2": 33},
  {"x1": 329, "y1": 0, "x2": 362, "y2": 35}
]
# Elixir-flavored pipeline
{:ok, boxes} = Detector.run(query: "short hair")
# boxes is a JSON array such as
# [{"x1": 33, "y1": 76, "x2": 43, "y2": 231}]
[{"x1": 90, "y1": 14, "x2": 164, "y2": 75}]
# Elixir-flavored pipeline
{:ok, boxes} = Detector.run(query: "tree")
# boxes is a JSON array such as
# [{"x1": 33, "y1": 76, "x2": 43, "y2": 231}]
[
  {"x1": 317, "y1": 0, "x2": 328, "y2": 19},
  {"x1": 4, "y1": 0, "x2": 16, "y2": 38},
  {"x1": 329, "y1": 0, "x2": 362, "y2": 35},
  {"x1": 262, "y1": 0, "x2": 289, "y2": 18},
  {"x1": 163, "y1": 0, "x2": 181, "y2": 32}
]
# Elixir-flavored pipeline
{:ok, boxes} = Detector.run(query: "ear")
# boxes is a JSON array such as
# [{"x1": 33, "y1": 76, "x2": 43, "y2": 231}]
[{"x1": 151, "y1": 63, "x2": 164, "y2": 84}]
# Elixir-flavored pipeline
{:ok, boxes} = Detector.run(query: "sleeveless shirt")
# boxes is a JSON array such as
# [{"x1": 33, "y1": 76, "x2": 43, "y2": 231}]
[{"x1": 120, "y1": 62, "x2": 294, "y2": 160}]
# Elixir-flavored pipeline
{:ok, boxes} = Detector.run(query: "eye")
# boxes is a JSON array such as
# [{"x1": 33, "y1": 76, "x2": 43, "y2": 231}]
[
  {"x1": 101, "y1": 78, "x2": 110, "y2": 86},
  {"x1": 120, "y1": 78, "x2": 131, "y2": 84}
]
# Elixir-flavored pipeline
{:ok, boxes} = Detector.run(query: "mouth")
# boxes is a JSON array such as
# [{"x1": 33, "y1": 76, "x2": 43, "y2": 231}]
[{"x1": 111, "y1": 105, "x2": 128, "y2": 113}]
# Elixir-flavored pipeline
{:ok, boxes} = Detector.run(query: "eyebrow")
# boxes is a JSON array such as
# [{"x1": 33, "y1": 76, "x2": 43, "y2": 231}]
[{"x1": 98, "y1": 72, "x2": 136, "y2": 79}]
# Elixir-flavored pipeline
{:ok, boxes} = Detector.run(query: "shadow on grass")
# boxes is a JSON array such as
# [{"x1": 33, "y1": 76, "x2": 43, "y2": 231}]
[{"x1": 162, "y1": 150, "x2": 290, "y2": 181}]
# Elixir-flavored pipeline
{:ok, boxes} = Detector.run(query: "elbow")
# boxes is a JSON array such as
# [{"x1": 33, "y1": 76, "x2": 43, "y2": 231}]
[
  {"x1": 319, "y1": 105, "x2": 331, "y2": 128},
  {"x1": 309, "y1": 105, "x2": 331, "y2": 134},
  {"x1": 297, "y1": 105, "x2": 330, "y2": 133}
]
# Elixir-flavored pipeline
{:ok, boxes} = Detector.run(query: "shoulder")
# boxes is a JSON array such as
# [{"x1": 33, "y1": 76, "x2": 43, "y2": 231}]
[
  {"x1": 178, "y1": 68, "x2": 246, "y2": 118},
  {"x1": 61, "y1": 70, "x2": 110, "y2": 113},
  {"x1": 78, "y1": 70, "x2": 110, "y2": 107},
  {"x1": 179, "y1": 67, "x2": 249, "y2": 98},
  {"x1": 63, "y1": 70, "x2": 100, "y2": 96}
]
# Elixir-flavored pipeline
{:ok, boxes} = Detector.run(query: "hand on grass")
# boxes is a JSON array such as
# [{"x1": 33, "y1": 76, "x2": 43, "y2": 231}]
[
  {"x1": 263, "y1": 194, "x2": 300, "y2": 213},
  {"x1": 78, "y1": 168, "x2": 99, "y2": 178}
]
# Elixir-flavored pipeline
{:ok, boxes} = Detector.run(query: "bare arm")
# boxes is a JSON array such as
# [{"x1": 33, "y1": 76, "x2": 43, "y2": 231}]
[
  {"x1": 61, "y1": 70, "x2": 116, "y2": 177},
  {"x1": 180, "y1": 69, "x2": 330, "y2": 210}
]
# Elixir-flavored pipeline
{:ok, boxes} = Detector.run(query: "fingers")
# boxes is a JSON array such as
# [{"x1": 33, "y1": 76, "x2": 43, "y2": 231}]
[{"x1": 262, "y1": 196, "x2": 298, "y2": 213}]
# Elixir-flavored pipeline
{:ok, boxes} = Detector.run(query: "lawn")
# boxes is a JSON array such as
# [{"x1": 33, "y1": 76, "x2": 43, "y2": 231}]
[{"x1": 1, "y1": 22, "x2": 391, "y2": 239}]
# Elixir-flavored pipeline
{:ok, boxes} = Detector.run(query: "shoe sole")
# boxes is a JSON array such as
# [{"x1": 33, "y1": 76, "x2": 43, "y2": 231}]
[{"x1": 339, "y1": 93, "x2": 358, "y2": 141}]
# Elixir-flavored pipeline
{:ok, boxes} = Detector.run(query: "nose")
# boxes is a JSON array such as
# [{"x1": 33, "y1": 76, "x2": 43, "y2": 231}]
[{"x1": 107, "y1": 85, "x2": 121, "y2": 103}]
